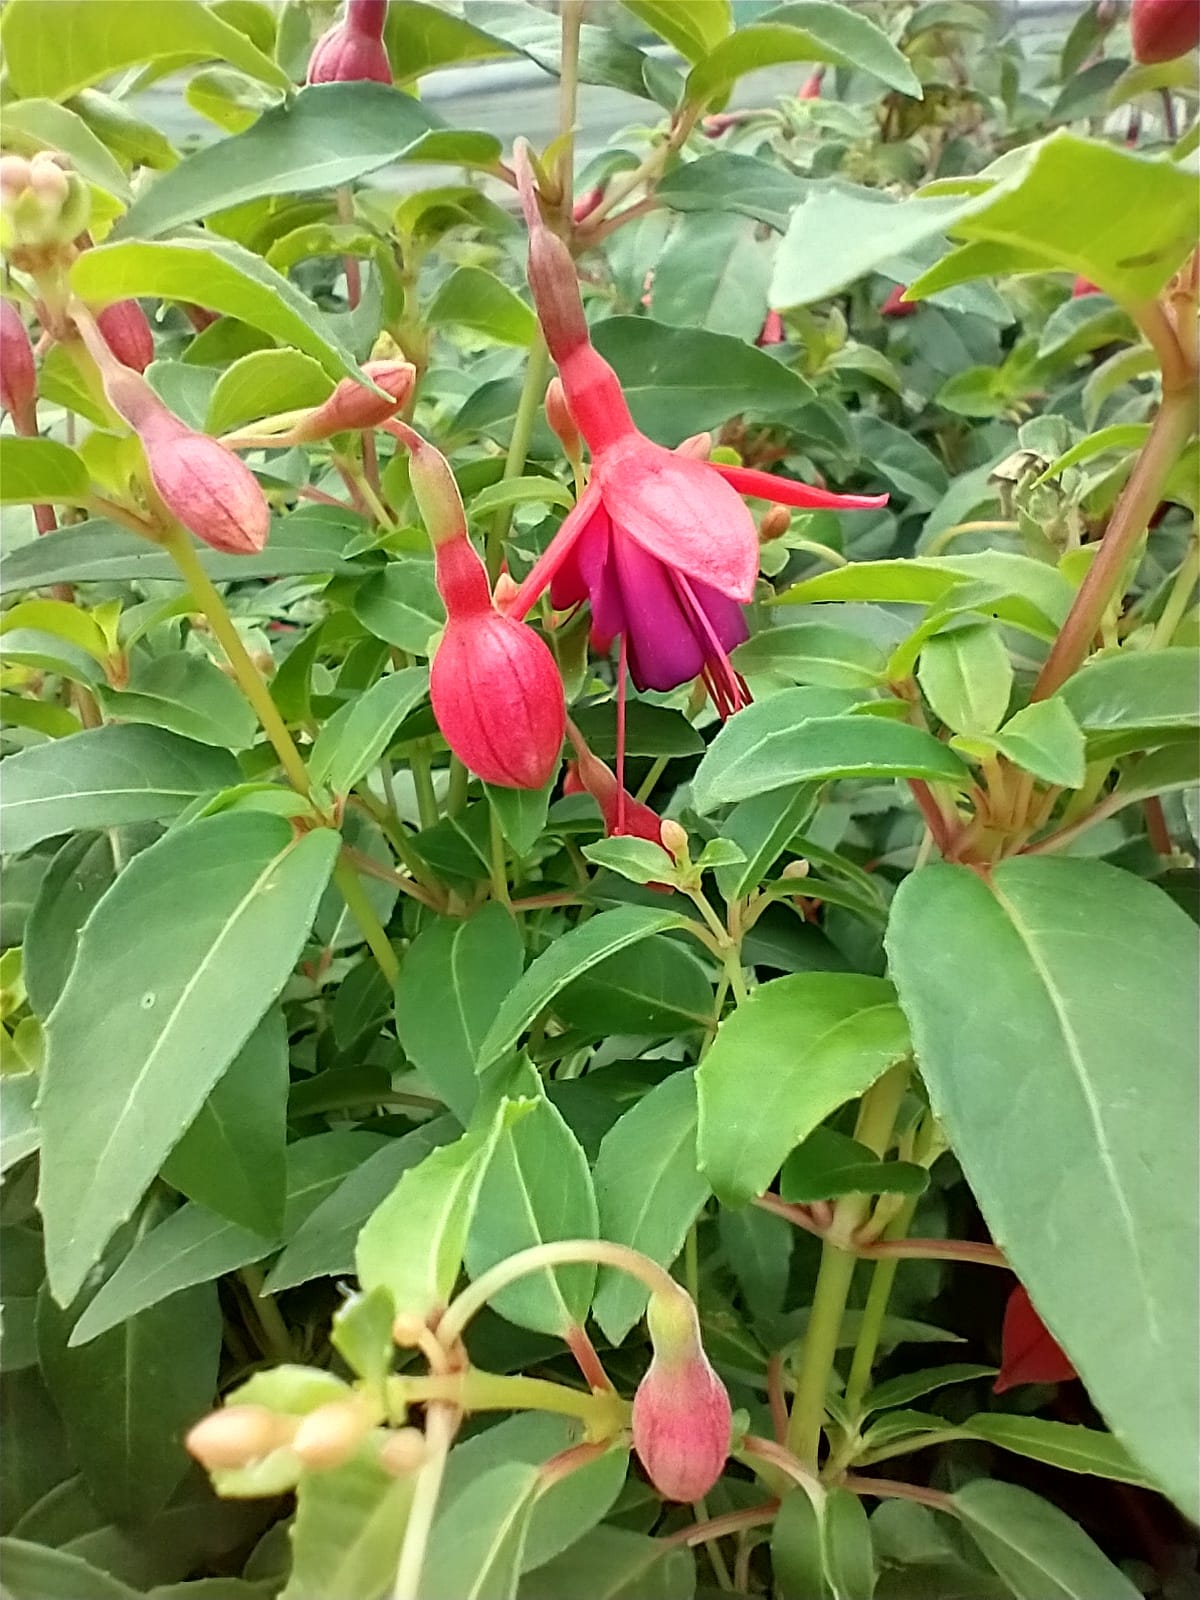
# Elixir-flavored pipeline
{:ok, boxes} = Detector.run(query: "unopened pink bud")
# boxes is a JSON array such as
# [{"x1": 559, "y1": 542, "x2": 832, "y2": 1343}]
[
  {"x1": 292, "y1": 1401, "x2": 370, "y2": 1470},
  {"x1": 632, "y1": 1287, "x2": 732, "y2": 1502},
  {"x1": 545, "y1": 376, "x2": 581, "y2": 458},
  {"x1": 492, "y1": 570, "x2": 520, "y2": 613},
  {"x1": 1071, "y1": 275, "x2": 1101, "y2": 298},
  {"x1": 308, "y1": 0, "x2": 391, "y2": 84},
  {"x1": 881, "y1": 284, "x2": 917, "y2": 318},
  {"x1": 2, "y1": 151, "x2": 90, "y2": 249},
  {"x1": 573, "y1": 185, "x2": 606, "y2": 224},
  {"x1": 757, "y1": 310, "x2": 785, "y2": 346},
  {"x1": 798, "y1": 68, "x2": 825, "y2": 100},
  {"x1": 187, "y1": 1405, "x2": 294, "y2": 1470},
  {"x1": 97, "y1": 299, "x2": 154, "y2": 373},
  {"x1": 1, "y1": 301, "x2": 37, "y2": 431},
  {"x1": 296, "y1": 359, "x2": 415, "y2": 440}
]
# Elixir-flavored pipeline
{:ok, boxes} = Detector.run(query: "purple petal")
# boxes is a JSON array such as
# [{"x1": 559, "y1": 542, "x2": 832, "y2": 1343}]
[{"x1": 612, "y1": 537, "x2": 706, "y2": 692}]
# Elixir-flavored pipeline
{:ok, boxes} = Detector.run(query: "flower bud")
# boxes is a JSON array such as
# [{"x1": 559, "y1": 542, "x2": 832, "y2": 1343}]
[
  {"x1": 545, "y1": 376, "x2": 581, "y2": 460},
  {"x1": 756, "y1": 310, "x2": 785, "y2": 346},
  {"x1": 798, "y1": 68, "x2": 825, "y2": 100},
  {"x1": 1131, "y1": 0, "x2": 1200, "y2": 63},
  {"x1": 632, "y1": 1286, "x2": 732, "y2": 1502},
  {"x1": 491, "y1": 570, "x2": 520, "y2": 614},
  {"x1": 140, "y1": 408, "x2": 271, "y2": 554},
  {"x1": 186, "y1": 1405, "x2": 295, "y2": 1470},
  {"x1": 295, "y1": 359, "x2": 415, "y2": 440},
  {"x1": 881, "y1": 284, "x2": 917, "y2": 318},
  {"x1": 572, "y1": 185, "x2": 606, "y2": 224},
  {"x1": 994, "y1": 1282, "x2": 1077, "y2": 1393},
  {"x1": 292, "y1": 1401, "x2": 371, "y2": 1471},
  {"x1": 567, "y1": 733, "x2": 666, "y2": 851},
  {"x1": 1, "y1": 300, "x2": 38, "y2": 432},
  {"x1": 379, "y1": 1426, "x2": 427, "y2": 1476},
  {"x1": 675, "y1": 431, "x2": 713, "y2": 461},
  {"x1": 1071, "y1": 275, "x2": 1100, "y2": 298},
  {"x1": 1, "y1": 151, "x2": 90, "y2": 252},
  {"x1": 759, "y1": 505, "x2": 791, "y2": 542},
  {"x1": 308, "y1": 0, "x2": 392, "y2": 84},
  {"x1": 659, "y1": 819, "x2": 689, "y2": 865},
  {"x1": 97, "y1": 299, "x2": 154, "y2": 373},
  {"x1": 391, "y1": 1311, "x2": 429, "y2": 1347}
]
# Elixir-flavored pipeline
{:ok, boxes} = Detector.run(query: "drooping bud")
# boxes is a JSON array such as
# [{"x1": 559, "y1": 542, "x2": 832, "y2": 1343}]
[
  {"x1": 798, "y1": 68, "x2": 825, "y2": 99},
  {"x1": 295, "y1": 359, "x2": 415, "y2": 441},
  {"x1": 881, "y1": 284, "x2": 917, "y2": 318},
  {"x1": 378, "y1": 1426, "x2": 427, "y2": 1476},
  {"x1": 566, "y1": 725, "x2": 667, "y2": 851},
  {"x1": 759, "y1": 505, "x2": 791, "y2": 542},
  {"x1": 1, "y1": 300, "x2": 38, "y2": 433},
  {"x1": 292, "y1": 1401, "x2": 371, "y2": 1471},
  {"x1": 572, "y1": 185, "x2": 607, "y2": 224},
  {"x1": 659, "y1": 819, "x2": 689, "y2": 866},
  {"x1": 0, "y1": 151, "x2": 90, "y2": 254},
  {"x1": 308, "y1": 0, "x2": 392, "y2": 84},
  {"x1": 186, "y1": 1405, "x2": 295, "y2": 1470},
  {"x1": 514, "y1": 141, "x2": 591, "y2": 366},
  {"x1": 756, "y1": 310, "x2": 785, "y2": 346},
  {"x1": 632, "y1": 1285, "x2": 732, "y2": 1502},
  {"x1": 1131, "y1": 0, "x2": 1200, "y2": 64},
  {"x1": 97, "y1": 299, "x2": 154, "y2": 373},
  {"x1": 1071, "y1": 275, "x2": 1100, "y2": 298},
  {"x1": 994, "y1": 1283, "x2": 1077, "y2": 1393},
  {"x1": 545, "y1": 376, "x2": 581, "y2": 461}
]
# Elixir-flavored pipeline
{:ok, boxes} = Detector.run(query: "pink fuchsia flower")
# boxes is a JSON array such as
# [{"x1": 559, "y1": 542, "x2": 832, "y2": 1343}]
[
  {"x1": 757, "y1": 309, "x2": 785, "y2": 346},
  {"x1": 797, "y1": 68, "x2": 825, "y2": 99},
  {"x1": 994, "y1": 1282, "x2": 1077, "y2": 1393},
  {"x1": 510, "y1": 143, "x2": 886, "y2": 719},
  {"x1": 391, "y1": 420, "x2": 565, "y2": 789},
  {"x1": 308, "y1": 0, "x2": 391, "y2": 84},
  {"x1": 1071, "y1": 276, "x2": 1101, "y2": 298},
  {"x1": 881, "y1": 284, "x2": 918, "y2": 318},
  {"x1": 565, "y1": 720, "x2": 666, "y2": 849},
  {"x1": 632, "y1": 1284, "x2": 732, "y2": 1502},
  {"x1": 1131, "y1": 0, "x2": 1200, "y2": 64}
]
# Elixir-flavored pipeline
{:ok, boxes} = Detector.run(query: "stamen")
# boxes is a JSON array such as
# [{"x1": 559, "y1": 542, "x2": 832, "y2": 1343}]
[
  {"x1": 672, "y1": 573, "x2": 751, "y2": 720},
  {"x1": 616, "y1": 634, "x2": 629, "y2": 835}
]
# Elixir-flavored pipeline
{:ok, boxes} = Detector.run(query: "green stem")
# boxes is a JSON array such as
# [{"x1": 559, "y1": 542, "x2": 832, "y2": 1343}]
[
  {"x1": 1152, "y1": 537, "x2": 1199, "y2": 647},
  {"x1": 238, "y1": 1265, "x2": 293, "y2": 1363},
  {"x1": 634, "y1": 753, "x2": 669, "y2": 803},
  {"x1": 167, "y1": 531, "x2": 312, "y2": 797},
  {"x1": 332, "y1": 855, "x2": 398, "y2": 986},
  {"x1": 1032, "y1": 387, "x2": 1198, "y2": 700},
  {"x1": 446, "y1": 756, "x2": 470, "y2": 818},
  {"x1": 785, "y1": 1064, "x2": 909, "y2": 1466},
  {"x1": 395, "y1": 1369, "x2": 627, "y2": 1432},
  {"x1": 842, "y1": 1194, "x2": 920, "y2": 1418},
  {"x1": 488, "y1": 805, "x2": 511, "y2": 907},
  {"x1": 410, "y1": 744, "x2": 440, "y2": 830},
  {"x1": 558, "y1": 0, "x2": 583, "y2": 213},
  {"x1": 392, "y1": 1403, "x2": 454, "y2": 1600},
  {"x1": 487, "y1": 334, "x2": 550, "y2": 583}
]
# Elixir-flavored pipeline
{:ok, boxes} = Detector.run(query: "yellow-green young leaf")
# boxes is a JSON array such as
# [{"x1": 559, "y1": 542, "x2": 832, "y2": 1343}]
[
  {"x1": 686, "y1": 3, "x2": 919, "y2": 103},
  {"x1": 421, "y1": 1461, "x2": 541, "y2": 1600},
  {"x1": 0, "y1": 599, "x2": 110, "y2": 665},
  {"x1": 306, "y1": 666, "x2": 430, "y2": 796},
  {"x1": 185, "y1": 65, "x2": 277, "y2": 134},
  {"x1": 698, "y1": 973, "x2": 911, "y2": 1206},
  {"x1": 205, "y1": 349, "x2": 334, "y2": 435},
  {"x1": 917, "y1": 621, "x2": 1013, "y2": 736},
  {"x1": 427, "y1": 266, "x2": 536, "y2": 345},
  {"x1": 38, "y1": 814, "x2": 340, "y2": 1306},
  {"x1": 0, "y1": 724, "x2": 240, "y2": 855},
  {"x1": 887, "y1": 859, "x2": 1200, "y2": 1520},
  {"x1": 952, "y1": 1480, "x2": 1140, "y2": 1600},
  {"x1": 0, "y1": 0, "x2": 290, "y2": 99},
  {"x1": 989, "y1": 699, "x2": 1087, "y2": 789},
  {"x1": 383, "y1": 1, "x2": 513, "y2": 83},
  {"x1": 71, "y1": 238, "x2": 364, "y2": 382},
  {"x1": 281, "y1": 1454, "x2": 414, "y2": 1600},
  {"x1": 591, "y1": 1069, "x2": 711, "y2": 1345},
  {"x1": 625, "y1": 0, "x2": 731, "y2": 62},
  {"x1": 0, "y1": 438, "x2": 90, "y2": 507},
  {"x1": 355, "y1": 1098, "x2": 532, "y2": 1321}
]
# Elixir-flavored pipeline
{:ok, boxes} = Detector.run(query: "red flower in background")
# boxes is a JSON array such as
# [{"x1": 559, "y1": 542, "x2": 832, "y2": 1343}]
[
  {"x1": 1130, "y1": 0, "x2": 1200, "y2": 64},
  {"x1": 995, "y1": 1283, "x2": 1078, "y2": 1393},
  {"x1": 308, "y1": 0, "x2": 391, "y2": 84},
  {"x1": 881, "y1": 284, "x2": 918, "y2": 318}
]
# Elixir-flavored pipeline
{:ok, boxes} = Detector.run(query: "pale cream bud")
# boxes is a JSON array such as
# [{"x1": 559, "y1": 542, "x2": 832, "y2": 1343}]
[{"x1": 186, "y1": 1405, "x2": 294, "y2": 1470}]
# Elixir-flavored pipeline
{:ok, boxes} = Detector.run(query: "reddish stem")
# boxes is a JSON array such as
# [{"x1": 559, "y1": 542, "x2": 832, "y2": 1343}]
[
  {"x1": 842, "y1": 1474, "x2": 954, "y2": 1512},
  {"x1": 565, "y1": 1324, "x2": 615, "y2": 1393}
]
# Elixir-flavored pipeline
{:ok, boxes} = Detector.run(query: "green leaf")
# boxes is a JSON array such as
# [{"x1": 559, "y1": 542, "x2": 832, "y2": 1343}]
[
  {"x1": 159, "y1": 1008, "x2": 289, "y2": 1236},
  {"x1": 0, "y1": 510, "x2": 363, "y2": 593},
  {"x1": 466, "y1": 1087, "x2": 598, "y2": 1337},
  {"x1": 590, "y1": 317, "x2": 814, "y2": 447},
  {"x1": 717, "y1": 1203, "x2": 793, "y2": 1322},
  {"x1": 116, "y1": 83, "x2": 495, "y2": 239},
  {"x1": 1, "y1": 98, "x2": 131, "y2": 199},
  {"x1": 0, "y1": 0, "x2": 289, "y2": 100},
  {"x1": 71, "y1": 238, "x2": 363, "y2": 382},
  {"x1": 0, "y1": 725, "x2": 239, "y2": 856},
  {"x1": 821, "y1": 1488, "x2": 877, "y2": 1600},
  {"x1": 281, "y1": 1455, "x2": 413, "y2": 1600},
  {"x1": 917, "y1": 622, "x2": 1013, "y2": 736},
  {"x1": 1056, "y1": 648, "x2": 1200, "y2": 758},
  {"x1": 657, "y1": 151, "x2": 807, "y2": 232},
  {"x1": 470, "y1": 476, "x2": 575, "y2": 519},
  {"x1": 307, "y1": 666, "x2": 430, "y2": 795},
  {"x1": 555, "y1": 936, "x2": 715, "y2": 1036},
  {"x1": 70, "y1": 1132, "x2": 387, "y2": 1341},
  {"x1": 687, "y1": 2, "x2": 919, "y2": 103},
  {"x1": 581, "y1": 836, "x2": 676, "y2": 886},
  {"x1": 0, "y1": 1539, "x2": 139, "y2": 1600},
  {"x1": 625, "y1": 0, "x2": 731, "y2": 62},
  {"x1": 698, "y1": 973, "x2": 910, "y2": 1205},
  {"x1": 773, "y1": 1488, "x2": 831, "y2": 1600},
  {"x1": 22, "y1": 834, "x2": 116, "y2": 1020},
  {"x1": 0, "y1": 438, "x2": 90, "y2": 507},
  {"x1": 264, "y1": 1120, "x2": 458, "y2": 1293},
  {"x1": 988, "y1": 699, "x2": 1087, "y2": 789},
  {"x1": 478, "y1": 905, "x2": 692, "y2": 1069},
  {"x1": 97, "y1": 652, "x2": 259, "y2": 750},
  {"x1": 962, "y1": 1414, "x2": 1148, "y2": 1486},
  {"x1": 734, "y1": 623, "x2": 888, "y2": 689},
  {"x1": 38, "y1": 814, "x2": 340, "y2": 1305},
  {"x1": 781, "y1": 1125, "x2": 928, "y2": 1203},
  {"x1": 396, "y1": 904, "x2": 526, "y2": 1125},
  {"x1": 518, "y1": 1526, "x2": 695, "y2": 1600},
  {"x1": 952, "y1": 1480, "x2": 1140, "y2": 1600},
  {"x1": 422, "y1": 1461, "x2": 540, "y2": 1600},
  {"x1": 714, "y1": 785, "x2": 816, "y2": 901},
  {"x1": 37, "y1": 1280, "x2": 221, "y2": 1525},
  {"x1": 205, "y1": 349, "x2": 334, "y2": 435},
  {"x1": 486, "y1": 780, "x2": 554, "y2": 858},
  {"x1": 353, "y1": 560, "x2": 445, "y2": 657},
  {"x1": 865, "y1": 1364, "x2": 998, "y2": 1414},
  {"x1": 887, "y1": 858, "x2": 1200, "y2": 1519},
  {"x1": 591, "y1": 1069, "x2": 711, "y2": 1344},
  {"x1": 651, "y1": 213, "x2": 772, "y2": 343},
  {"x1": 384, "y1": 2, "x2": 513, "y2": 82},
  {"x1": 0, "y1": 1073, "x2": 40, "y2": 1175},
  {"x1": 356, "y1": 1099, "x2": 530, "y2": 1321},
  {"x1": 692, "y1": 707, "x2": 971, "y2": 811},
  {"x1": 428, "y1": 266, "x2": 536, "y2": 345}
]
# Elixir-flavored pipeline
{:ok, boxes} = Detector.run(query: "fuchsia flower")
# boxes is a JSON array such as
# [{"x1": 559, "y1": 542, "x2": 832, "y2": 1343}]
[
  {"x1": 1, "y1": 300, "x2": 37, "y2": 433},
  {"x1": 307, "y1": 0, "x2": 391, "y2": 85},
  {"x1": 1071, "y1": 276, "x2": 1101, "y2": 298},
  {"x1": 798, "y1": 68, "x2": 825, "y2": 100},
  {"x1": 994, "y1": 1283, "x2": 1077, "y2": 1393},
  {"x1": 757, "y1": 309, "x2": 786, "y2": 346},
  {"x1": 632, "y1": 1285, "x2": 732, "y2": 1502},
  {"x1": 509, "y1": 143, "x2": 885, "y2": 719},
  {"x1": 97, "y1": 299, "x2": 154, "y2": 373},
  {"x1": 881, "y1": 284, "x2": 918, "y2": 318},
  {"x1": 565, "y1": 721, "x2": 667, "y2": 849},
  {"x1": 390, "y1": 421, "x2": 565, "y2": 789}
]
